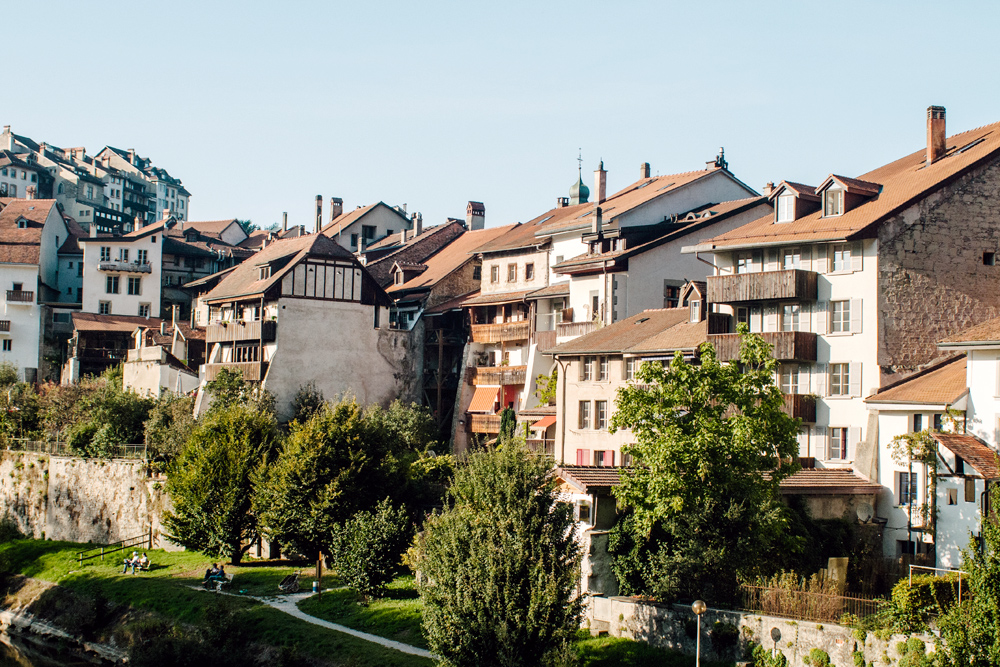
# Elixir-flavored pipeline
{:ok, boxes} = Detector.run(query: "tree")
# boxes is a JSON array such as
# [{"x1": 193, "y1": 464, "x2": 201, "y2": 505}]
[
  {"x1": 144, "y1": 392, "x2": 196, "y2": 460},
  {"x1": 608, "y1": 325, "x2": 801, "y2": 603},
  {"x1": 235, "y1": 219, "x2": 258, "y2": 236},
  {"x1": 329, "y1": 498, "x2": 413, "y2": 600},
  {"x1": 413, "y1": 442, "x2": 582, "y2": 667},
  {"x1": 498, "y1": 406, "x2": 516, "y2": 443},
  {"x1": 290, "y1": 382, "x2": 325, "y2": 424},
  {"x1": 164, "y1": 403, "x2": 280, "y2": 563},
  {"x1": 204, "y1": 367, "x2": 274, "y2": 415},
  {"x1": 535, "y1": 367, "x2": 558, "y2": 405}
]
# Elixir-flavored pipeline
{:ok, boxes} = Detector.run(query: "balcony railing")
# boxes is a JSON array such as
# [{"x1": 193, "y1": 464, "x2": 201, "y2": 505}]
[
  {"x1": 6, "y1": 290, "x2": 34, "y2": 304},
  {"x1": 204, "y1": 361, "x2": 266, "y2": 382},
  {"x1": 526, "y1": 439, "x2": 555, "y2": 457},
  {"x1": 468, "y1": 413, "x2": 501, "y2": 434},
  {"x1": 708, "y1": 331, "x2": 818, "y2": 362},
  {"x1": 707, "y1": 269, "x2": 818, "y2": 304},
  {"x1": 470, "y1": 321, "x2": 530, "y2": 344},
  {"x1": 466, "y1": 365, "x2": 527, "y2": 386},
  {"x1": 98, "y1": 261, "x2": 152, "y2": 274},
  {"x1": 206, "y1": 320, "x2": 277, "y2": 344},
  {"x1": 0, "y1": 320, "x2": 9, "y2": 332},
  {"x1": 556, "y1": 321, "x2": 596, "y2": 338},
  {"x1": 782, "y1": 394, "x2": 816, "y2": 422}
]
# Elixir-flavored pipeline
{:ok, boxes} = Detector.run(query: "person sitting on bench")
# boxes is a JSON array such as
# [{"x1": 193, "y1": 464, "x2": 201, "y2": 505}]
[
  {"x1": 122, "y1": 551, "x2": 139, "y2": 574},
  {"x1": 203, "y1": 563, "x2": 220, "y2": 583},
  {"x1": 137, "y1": 553, "x2": 150, "y2": 571}
]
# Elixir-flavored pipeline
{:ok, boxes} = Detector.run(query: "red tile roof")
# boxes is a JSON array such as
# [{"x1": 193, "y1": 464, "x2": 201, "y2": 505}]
[
  {"x1": 0, "y1": 199, "x2": 59, "y2": 265},
  {"x1": 939, "y1": 315, "x2": 1000, "y2": 346},
  {"x1": 778, "y1": 468, "x2": 882, "y2": 495},
  {"x1": 72, "y1": 311, "x2": 163, "y2": 332},
  {"x1": 547, "y1": 308, "x2": 692, "y2": 355},
  {"x1": 462, "y1": 289, "x2": 534, "y2": 306},
  {"x1": 865, "y1": 355, "x2": 967, "y2": 405},
  {"x1": 386, "y1": 225, "x2": 515, "y2": 295},
  {"x1": 555, "y1": 465, "x2": 622, "y2": 494},
  {"x1": 932, "y1": 434, "x2": 1000, "y2": 480}
]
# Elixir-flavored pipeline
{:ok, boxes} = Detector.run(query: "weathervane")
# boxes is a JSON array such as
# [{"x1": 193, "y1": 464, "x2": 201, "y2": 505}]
[{"x1": 577, "y1": 149, "x2": 583, "y2": 176}]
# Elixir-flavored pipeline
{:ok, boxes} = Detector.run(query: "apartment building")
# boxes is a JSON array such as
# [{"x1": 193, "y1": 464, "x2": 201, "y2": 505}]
[
  {"x1": 95, "y1": 146, "x2": 189, "y2": 224},
  {"x1": 687, "y1": 106, "x2": 1000, "y2": 472},
  {"x1": 79, "y1": 225, "x2": 164, "y2": 319}
]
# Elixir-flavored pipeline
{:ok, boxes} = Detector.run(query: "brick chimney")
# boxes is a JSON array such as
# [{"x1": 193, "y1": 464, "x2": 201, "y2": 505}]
[
  {"x1": 401, "y1": 228, "x2": 407, "y2": 244},
  {"x1": 556, "y1": 197, "x2": 569, "y2": 208},
  {"x1": 315, "y1": 195, "x2": 322, "y2": 233},
  {"x1": 594, "y1": 161, "x2": 607, "y2": 204},
  {"x1": 466, "y1": 201, "x2": 485, "y2": 230},
  {"x1": 330, "y1": 197, "x2": 343, "y2": 221},
  {"x1": 127, "y1": 149, "x2": 136, "y2": 165},
  {"x1": 640, "y1": 162, "x2": 651, "y2": 179},
  {"x1": 927, "y1": 106, "x2": 946, "y2": 166}
]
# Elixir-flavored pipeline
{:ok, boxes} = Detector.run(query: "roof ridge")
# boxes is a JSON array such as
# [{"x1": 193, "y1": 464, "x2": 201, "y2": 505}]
[{"x1": 868, "y1": 353, "x2": 965, "y2": 397}]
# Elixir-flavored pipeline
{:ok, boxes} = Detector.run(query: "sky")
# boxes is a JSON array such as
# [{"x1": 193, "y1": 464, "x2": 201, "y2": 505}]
[{"x1": 6, "y1": 1, "x2": 1000, "y2": 230}]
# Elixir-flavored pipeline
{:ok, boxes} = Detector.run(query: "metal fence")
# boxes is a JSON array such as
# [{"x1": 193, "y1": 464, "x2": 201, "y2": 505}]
[
  {"x1": 3, "y1": 439, "x2": 147, "y2": 460},
  {"x1": 739, "y1": 584, "x2": 887, "y2": 623}
]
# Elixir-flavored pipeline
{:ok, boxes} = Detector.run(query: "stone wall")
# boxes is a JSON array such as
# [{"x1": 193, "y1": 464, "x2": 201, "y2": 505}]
[
  {"x1": 878, "y1": 158, "x2": 1000, "y2": 381},
  {"x1": 588, "y1": 596, "x2": 936, "y2": 666},
  {"x1": 0, "y1": 451, "x2": 172, "y2": 547}
]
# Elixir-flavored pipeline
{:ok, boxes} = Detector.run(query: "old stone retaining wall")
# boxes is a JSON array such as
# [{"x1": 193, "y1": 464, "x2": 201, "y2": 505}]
[
  {"x1": 0, "y1": 450, "x2": 173, "y2": 548},
  {"x1": 588, "y1": 596, "x2": 936, "y2": 666}
]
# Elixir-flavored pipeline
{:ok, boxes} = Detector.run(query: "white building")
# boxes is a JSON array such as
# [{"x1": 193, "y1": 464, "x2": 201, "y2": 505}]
[
  {"x1": 320, "y1": 200, "x2": 413, "y2": 252},
  {"x1": 78, "y1": 225, "x2": 163, "y2": 319}
]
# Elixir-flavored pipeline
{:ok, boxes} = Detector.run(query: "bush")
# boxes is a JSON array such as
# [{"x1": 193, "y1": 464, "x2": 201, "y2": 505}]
[
  {"x1": 803, "y1": 648, "x2": 830, "y2": 667},
  {"x1": 752, "y1": 643, "x2": 788, "y2": 667},
  {"x1": 290, "y1": 382, "x2": 325, "y2": 424},
  {"x1": 329, "y1": 498, "x2": 413, "y2": 600},
  {"x1": 0, "y1": 518, "x2": 23, "y2": 543},
  {"x1": 884, "y1": 574, "x2": 959, "y2": 633},
  {"x1": 144, "y1": 392, "x2": 196, "y2": 459}
]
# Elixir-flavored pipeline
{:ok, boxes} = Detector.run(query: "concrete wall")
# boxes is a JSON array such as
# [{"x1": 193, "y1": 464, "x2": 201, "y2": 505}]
[{"x1": 0, "y1": 451, "x2": 172, "y2": 547}]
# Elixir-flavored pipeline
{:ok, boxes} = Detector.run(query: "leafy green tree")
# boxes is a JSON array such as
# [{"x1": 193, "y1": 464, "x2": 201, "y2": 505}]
[
  {"x1": 204, "y1": 367, "x2": 274, "y2": 415},
  {"x1": 329, "y1": 498, "x2": 413, "y2": 600},
  {"x1": 164, "y1": 403, "x2": 280, "y2": 563},
  {"x1": 535, "y1": 367, "x2": 558, "y2": 405},
  {"x1": 290, "y1": 382, "x2": 325, "y2": 424},
  {"x1": 0, "y1": 380, "x2": 41, "y2": 442},
  {"x1": 413, "y1": 442, "x2": 582, "y2": 667},
  {"x1": 235, "y1": 219, "x2": 258, "y2": 236},
  {"x1": 608, "y1": 326, "x2": 800, "y2": 603},
  {"x1": 144, "y1": 392, "x2": 196, "y2": 460}
]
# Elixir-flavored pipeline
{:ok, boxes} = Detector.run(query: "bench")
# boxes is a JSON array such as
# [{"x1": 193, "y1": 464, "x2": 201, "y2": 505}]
[{"x1": 203, "y1": 572, "x2": 234, "y2": 592}]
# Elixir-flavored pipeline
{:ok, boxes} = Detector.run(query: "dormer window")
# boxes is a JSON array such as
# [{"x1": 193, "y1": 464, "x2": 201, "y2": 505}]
[
  {"x1": 395, "y1": 271, "x2": 403, "y2": 285},
  {"x1": 776, "y1": 195, "x2": 795, "y2": 222},
  {"x1": 258, "y1": 266, "x2": 271, "y2": 280},
  {"x1": 823, "y1": 189, "x2": 844, "y2": 217},
  {"x1": 17, "y1": 218, "x2": 26, "y2": 229}
]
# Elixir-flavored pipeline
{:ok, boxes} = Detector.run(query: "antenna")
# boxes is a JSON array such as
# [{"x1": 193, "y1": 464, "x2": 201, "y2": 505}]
[{"x1": 856, "y1": 502, "x2": 874, "y2": 523}]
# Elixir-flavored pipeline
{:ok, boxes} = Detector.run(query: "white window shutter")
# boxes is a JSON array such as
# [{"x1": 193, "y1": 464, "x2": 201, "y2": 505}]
[
  {"x1": 765, "y1": 306, "x2": 778, "y2": 332},
  {"x1": 798, "y1": 365, "x2": 811, "y2": 393},
  {"x1": 814, "y1": 363, "x2": 827, "y2": 397},
  {"x1": 815, "y1": 245, "x2": 829, "y2": 274},
  {"x1": 753, "y1": 250, "x2": 763, "y2": 271},
  {"x1": 813, "y1": 301, "x2": 829, "y2": 335},
  {"x1": 800, "y1": 247, "x2": 811, "y2": 272},
  {"x1": 766, "y1": 248, "x2": 779, "y2": 271},
  {"x1": 813, "y1": 426, "x2": 827, "y2": 457},
  {"x1": 850, "y1": 298, "x2": 863, "y2": 333},
  {"x1": 849, "y1": 427, "x2": 862, "y2": 458},
  {"x1": 750, "y1": 307, "x2": 762, "y2": 333},
  {"x1": 849, "y1": 361, "x2": 862, "y2": 397},
  {"x1": 851, "y1": 241, "x2": 863, "y2": 271}
]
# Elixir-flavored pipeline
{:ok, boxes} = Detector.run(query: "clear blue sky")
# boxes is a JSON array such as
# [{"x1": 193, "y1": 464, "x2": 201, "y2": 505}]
[{"x1": 7, "y1": 1, "x2": 1000, "y2": 230}]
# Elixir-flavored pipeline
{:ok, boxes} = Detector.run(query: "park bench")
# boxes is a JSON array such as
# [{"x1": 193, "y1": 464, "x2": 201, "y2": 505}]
[{"x1": 204, "y1": 572, "x2": 234, "y2": 592}]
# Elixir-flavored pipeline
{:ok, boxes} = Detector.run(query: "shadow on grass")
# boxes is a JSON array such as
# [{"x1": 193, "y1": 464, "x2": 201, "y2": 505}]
[{"x1": 575, "y1": 631, "x2": 735, "y2": 667}]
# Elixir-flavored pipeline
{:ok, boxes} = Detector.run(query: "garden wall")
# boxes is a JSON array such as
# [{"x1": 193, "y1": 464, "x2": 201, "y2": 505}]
[
  {"x1": 587, "y1": 596, "x2": 936, "y2": 666},
  {"x1": 0, "y1": 450, "x2": 174, "y2": 548}
]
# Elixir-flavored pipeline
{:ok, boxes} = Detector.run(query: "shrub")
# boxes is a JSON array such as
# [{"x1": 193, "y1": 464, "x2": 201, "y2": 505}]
[
  {"x1": 144, "y1": 392, "x2": 196, "y2": 459},
  {"x1": 803, "y1": 648, "x2": 830, "y2": 667},
  {"x1": 752, "y1": 643, "x2": 788, "y2": 667},
  {"x1": 885, "y1": 573, "x2": 959, "y2": 633},
  {"x1": 328, "y1": 498, "x2": 413, "y2": 600},
  {"x1": 290, "y1": 382, "x2": 325, "y2": 424}
]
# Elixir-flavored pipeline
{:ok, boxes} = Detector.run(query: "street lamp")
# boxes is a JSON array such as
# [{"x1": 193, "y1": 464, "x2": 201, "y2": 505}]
[{"x1": 692, "y1": 599, "x2": 707, "y2": 667}]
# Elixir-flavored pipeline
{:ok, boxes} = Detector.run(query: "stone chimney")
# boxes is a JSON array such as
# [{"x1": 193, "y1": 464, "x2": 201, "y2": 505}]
[
  {"x1": 762, "y1": 182, "x2": 775, "y2": 196},
  {"x1": 593, "y1": 206, "x2": 603, "y2": 236},
  {"x1": 466, "y1": 201, "x2": 485, "y2": 230},
  {"x1": 315, "y1": 195, "x2": 323, "y2": 234},
  {"x1": 927, "y1": 106, "x2": 947, "y2": 166},
  {"x1": 330, "y1": 197, "x2": 343, "y2": 221},
  {"x1": 401, "y1": 228, "x2": 408, "y2": 244},
  {"x1": 282, "y1": 211, "x2": 288, "y2": 232},
  {"x1": 594, "y1": 161, "x2": 607, "y2": 204},
  {"x1": 89, "y1": 223, "x2": 98, "y2": 238},
  {"x1": 414, "y1": 212, "x2": 423, "y2": 236},
  {"x1": 640, "y1": 162, "x2": 651, "y2": 179},
  {"x1": 127, "y1": 149, "x2": 136, "y2": 165},
  {"x1": 556, "y1": 197, "x2": 569, "y2": 208}
]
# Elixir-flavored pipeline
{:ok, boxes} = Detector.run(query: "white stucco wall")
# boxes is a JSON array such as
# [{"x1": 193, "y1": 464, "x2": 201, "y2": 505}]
[
  {"x1": 481, "y1": 249, "x2": 549, "y2": 296},
  {"x1": 0, "y1": 265, "x2": 42, "y2": 378},
  {"x1": 965, "y1": 348, "x2": 1000, "y2": 446},
  {"x1": 329, "y1": 206, "x2": 411, "y2": 251},
  {"x1": 80, "y1": 233, "x2": 163, "y2": 317},
  {"x1": 614, "y1": 171, "x2": 757, "y2": 229}
]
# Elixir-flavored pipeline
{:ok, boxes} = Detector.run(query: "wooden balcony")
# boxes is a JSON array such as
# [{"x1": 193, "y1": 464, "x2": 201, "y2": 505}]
[
  {"x1": 526, "y1": 439, "x2": 555, "y2": 457},
  {"x1": 708, "y1": 331, "x2": 818, "y2": 362},
  {"x1": 468, "y1": 413, "x2": 501, "y2": 434},
  {"x1": 707, "y1": 269, "x2": 818, "y2": 304},
  {"x1": 0, "y1": 320, "x2": 9, "y2": 332},
  {"x1": 470, "y1": 321, "x2": 530, "y2": 343},
  {"x1": 556, "y1": 321, "x2": 596, "y2": 338},
  {"x1": 6, "y1": 290, "x2": 33, "y2": 304},
  {"x1": 204, "y1": 361, "x2": 266, "y2": 382},
  {"x1": 535, "y1": 329, "x2": 557, "y2": 353},
  {"x1": 466, "y1": 365, "x2": 527, "y2": 386},
  {"x1": 98, "y1": 261, "x2": 152, "y2": 274},
  {"x1": 782, "y1": 394, "x2": 816, "y2": 422},
  {"x1": 206, "y1": 320, "x2": 277, "y2": 344}
]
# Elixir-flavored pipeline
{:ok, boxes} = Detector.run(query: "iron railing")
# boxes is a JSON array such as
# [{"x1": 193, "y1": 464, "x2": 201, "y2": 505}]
[{"x1": 739, "y1": 584, "x2": 887, "y2": 623}]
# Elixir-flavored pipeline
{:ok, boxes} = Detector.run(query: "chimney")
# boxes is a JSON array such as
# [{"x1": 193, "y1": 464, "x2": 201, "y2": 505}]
[
  {"x1": 127, "y1": 149, "x2": 136, "y2": 165},
  {"x1": 927, "y1": 105, "x2": 947, "y2": 165},
  {"x1": 330, "y1": 197, "x2": 343, "y2": 221},
  {"x1": 160, "y1": 321, "x2": 167, "y2": 335},
  {"x1": 401, "y1": 228, "x2": 407, "y2": 244},
  {"x1": 89, "y1": 223, "x2": 98, "y2": 238},
  {"x1": 414, "y1": 212, "x2": 423, "y2": 236},
  {"x1": 466, "y1": 201, "x2": 485, "y2": 230},
  {"x1": 282, "y1": 211, "x2": 288, "y2": 232},
  {"x1": 593, "y1": 206, "x2": 603, "y2": 236},
  {"x1": 556, "y1": 197, "x2": 569, "y2": 208},
  {"x1": 640, "y1": 162, "x2": 651, "y2": 179},
  {"x1": 172, "y1": 305, "x2": 179, "y2": 328},
  {"x1": 762, "y1": 181, "x2": 775, "y2": 196},
  {"x1": 162, "y1": 208, "x2": 170, "y2": 220},
  {"x1": 315, "y1": 195, "x2": 322, "y2": 233},
  {"x1": 594, "y1": 161, "x2": 607, "y2": 204}
]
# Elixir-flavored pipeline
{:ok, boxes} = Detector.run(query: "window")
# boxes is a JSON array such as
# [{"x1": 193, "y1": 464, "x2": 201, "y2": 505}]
[
  {"x1": 913, "y1": 414, "x2": 923, "y2": 433},
  {"x1": 933, "y1": 413, "x2": 943, "y2": 431},
  {"x1": 897, "y1": 471, "x2": 918, "y2": 505},
  {"x1": 735, "y1": 251, "x2": 755, "y2": 274},
  {"x1": 823, "y1": 189, "x2": 843, "y2": 216},
  {"x1": 581, "y1": 356, "x2": 594, "y2": 381},
  {"x1": 947, "y1": 487, "x2": 958, "y2": 505},
  {"x1": 12, "y1": 283, "x2": 21, "y2": 292},
  {"x1": 984, "y1": 252, "x2": 996, "y2": 266},
  {"x1": 106, "y1": 276, "x2": 119, "y2": 294},
  {"x1": 578, "y1": 401, "x2": 591, "y2": 429},
  {"x1": 373, "y1": 305, "x2": 381, "y2": 328},
  {"x1": 595, "y1": 401, "x2": 608, "y2": 430},
  {"x1": 138, "y1": 303, "x2": 150, "y2": 317},
  {"x1": 778, "y1": 364, "x2": 799, "y2": 394},
  {"x1": 233, "y1": 343, "x2": 260, "y2": 363},
  {"x1": 361, "y1": 225, "x2": 376, "y2": 241},
  {"x1": 776, "y1": 195, "x2": 795, "y2": 222},
  {"x1": 119, "y1": 248, "x2": 129, "y2": 263},
  {"x1": 490, "y1": 265, "x2": 499, "y2": 283},
  {"x1": 831, "y1": 244, "x2": 851, "y2": 272},
  {"x1": 386, "y1": 229, "x2": 393, "y2": 237},
  {"x1": 664, "y1": 283, "x2": 680, "y2": 308},
  {"x1": 394, "y1": 271, "x2": 403, "y2": 285},
  {"x1": 258, "y1": 266, "x2": 271, "y2": 280},
  {"x1": 86, "y1": 185, "x2": 94, "y2": 199},
  {"x1": 578, "y1": 502, "x2": 591, "y2": 523},
  {"x1": 575, "y1": 449, "x2": 591, "y2": 465},
  {"x1": 525, "y1": 263, "x2": 534, "y2": 280},
  {"x1": 350, "y1": 233, "x2": 358, "y2": 248},
  {"x1": 966, "y1": 478, "x2": 977, "y2": 503},
  {"x1": 625, "y1": 358, "x2": 636, "y2": 381},
  {"x1": 100, "y1": 246, "x2": 111, "y2": 262},
  {"x1": 737, "y1": 307, "x2": 750, "y2": 328},
  {"x1": 831, "y1": 300, "x2": 850, "y2": 332},
  {"x1": 555, "y1": 255, "x2": 564, "y2": 265},
  {"x1": 99, "y1": 301, "x2": 111, "y2": 315},
  {"x1": 782, "y1": 247, "x2": 800, "y2": 269},
  {"x1": 828, "y1": 427, "x2": 849, "y2": 460},
  {"x1": 137, "y1": 249, "x2": 148, "y2": 264},
  {"x1": 1, "y1": 340, "x2": 9, "y2": 352},
  {"x1": 594, "y1": 450, "x2": 614, "y2": 467},
  {"x1": 507, "y1": 264, "x2": 517, "y2": 282},
  {"x1": 781, "y1": 304, "x2": 800, "y2": 331},
  {"x1": 829, "y1": 363, "x2": 850, "y2": 396},
  {"x1": 473, "y1": 266, "x2": 482, "y2": 281},
  {"x1": 598, "y1": 357, "x2": 608, "y2": 381},
  {"x1": 127, "y1": 277, "x2": 141, "y2": 295},
  {"x1": 689, "y1": 299, "x2": 702, "y2": 323}
]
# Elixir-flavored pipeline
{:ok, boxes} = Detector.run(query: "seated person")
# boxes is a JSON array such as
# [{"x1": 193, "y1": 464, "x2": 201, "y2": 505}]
[
  {"x1": 214, "y1": 565, "x2": 227, "y2": 581},
  {"x1": 123, "y1": 551, "x2": 139, "y2": 574},
  {"x1": 203, "y1": 563, "x2": 220, "y2": 582},
  {"x1": 137, "y1": 553, "x2": 150, "y2": 570}
]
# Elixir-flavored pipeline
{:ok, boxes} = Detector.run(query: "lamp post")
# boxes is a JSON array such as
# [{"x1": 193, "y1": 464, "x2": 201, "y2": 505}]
[{"x1": 692, "y1": 599, "x2": 707, "y2": 667}]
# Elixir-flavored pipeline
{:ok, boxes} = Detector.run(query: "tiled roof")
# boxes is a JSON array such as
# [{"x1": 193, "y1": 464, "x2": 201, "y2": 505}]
[
  {"x1": 72, "y1": 312, "x2": 163, "y2": 332},
  {"x1": 527, "y1": 282, "x2": 570, "y2": 299},
  {"x1": 931, "y1": 434, "x2": 1000, "y2": 479},
  {"x1": 320, "y1": 202, "x2": 409, "y2": 238},
  {"x1": 386, "y1": 225, "x2": 514, "y2": 295},
  {"x1": 423, "y1": 290, "x2": 478, "y2": 315},
  {"x1": 547, "y1": 308, "x2": 691, "y2": 355},
  {"x1": 778, "y1": 468, "x2": 882, "y2": 495},
  {"x1": 365, "y1": 223, "x2": 446, "y2": 252},
  {"x1": 182, "y1": 266, "x2": 237, "y2": 291},
  {"x1": 462, "y1": 289, "x2": 534, "y2": 306},
  {"x1": 818, "y1": 174, "x2": 881, "y2": 196},
  {"x1": 703, "y1": 119, "x2": 1000, "y2": 249},
  {"x1": 364, "y1": 221, "x2": 468, "y2": 288},
  {"x1": 625, "y1": 319, "x2": 708, "y2": 354},
  {"x1": 939, "y1": 315, "x2": 1000, "y2": 346},
  {"x1": 866, "y1": 355, "x2": 967, "y2": 405},
  {"x1": 0, "y1": 199, "x2": 59, "y2": 265},
  {"x1": 769, "y1": 181, "x2": 818, "y2": 200},
  {"x1": 555, "y1": 465, "x2": 622, "y2": 494}
]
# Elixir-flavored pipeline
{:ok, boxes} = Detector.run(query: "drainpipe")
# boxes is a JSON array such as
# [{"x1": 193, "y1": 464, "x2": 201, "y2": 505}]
[{"x1": 557, "y1": 357, "x2": 569, "y2": 465}]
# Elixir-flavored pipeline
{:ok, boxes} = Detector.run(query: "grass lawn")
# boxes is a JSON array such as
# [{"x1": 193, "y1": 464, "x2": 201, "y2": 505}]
[
  {"x1": 0, "y1": 539, "x2": 432, "y2": 666},
  {"x1": 575, "y1": 631, "x2": 733, "y2": 667}
]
